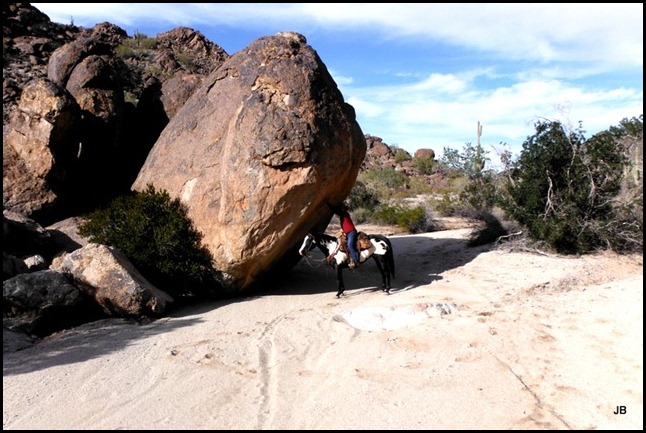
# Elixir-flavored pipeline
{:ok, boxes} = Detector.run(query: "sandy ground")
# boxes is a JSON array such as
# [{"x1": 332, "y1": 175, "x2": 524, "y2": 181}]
[{"x1": 3, "y1": 227, "x2": 643, "y2": 430}]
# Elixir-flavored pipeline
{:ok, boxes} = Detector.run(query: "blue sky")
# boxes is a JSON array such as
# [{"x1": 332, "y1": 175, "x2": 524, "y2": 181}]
[{"x1": 33, "y1": 3, "x2": 643, "y2": 161}]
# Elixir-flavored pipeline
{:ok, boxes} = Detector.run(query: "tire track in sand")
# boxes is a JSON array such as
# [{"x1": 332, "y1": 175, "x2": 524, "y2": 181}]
[{"x1": 253, "y1": 293, "x2": 331, "y2": 429}]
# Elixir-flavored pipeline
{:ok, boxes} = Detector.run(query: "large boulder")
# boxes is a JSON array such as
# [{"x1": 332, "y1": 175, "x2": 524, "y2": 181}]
[
  {"x1": 51, "y1": 243, "x2": 174, "y2": 317},
  {"x1": 414, "y1": 148, "x2": 435, "y2": 160},
  {"x1": 47, "y1": 23, "x2": 132, "y2": 206},
  {"x1": 3, "y1": 269, "x2": 90, "y2": 335},
  {"x1": 46, "y1": 22, "x2": 124, "y2": 87},
  {"x1": 153, "y1": 27, "x2": 228, "y2": 76},
  {"x1": 2, "y1": 210, "x2": 63, "y2": 266},
  {"x1": 132, "y1": 31, "x2": 366, "y2": 291},
  {"x1": 2, "y1": 78, "x2": 82, "y2": 220}
]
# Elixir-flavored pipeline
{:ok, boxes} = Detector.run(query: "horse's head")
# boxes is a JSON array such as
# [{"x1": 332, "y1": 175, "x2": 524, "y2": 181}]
[{"x1": 298, "y1": 233, "x2": 316, "y2": 257}]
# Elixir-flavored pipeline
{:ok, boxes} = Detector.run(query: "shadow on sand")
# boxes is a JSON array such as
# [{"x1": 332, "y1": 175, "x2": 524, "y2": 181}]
[
  {"x1": 255, "y1": 233, "x2": 493, "y2": 297},
  {"x1": 3, "y1": 234, "x2": 490, "y2": 375}
]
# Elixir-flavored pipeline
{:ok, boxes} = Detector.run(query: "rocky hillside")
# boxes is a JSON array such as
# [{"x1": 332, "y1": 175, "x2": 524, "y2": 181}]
[
  {"x1": 3, "y1": 3, "x2": 227, "y2": 123},
  {"x1": 3, "y1": 4, "x2": 435, "y2": 198},
  {"x1": 3, "y1": 3, "x2": 369, "y2": 343}
]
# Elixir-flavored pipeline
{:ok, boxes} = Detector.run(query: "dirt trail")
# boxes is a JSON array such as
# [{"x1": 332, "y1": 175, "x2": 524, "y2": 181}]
[{"x1": 3, "y1": 229, "x2": 643, "y2": 430}]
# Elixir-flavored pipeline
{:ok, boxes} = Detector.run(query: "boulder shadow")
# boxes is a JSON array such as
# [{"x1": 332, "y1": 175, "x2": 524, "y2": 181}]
[{"x1": 257, "y1": 233, "x2": 493, "y2": 296}]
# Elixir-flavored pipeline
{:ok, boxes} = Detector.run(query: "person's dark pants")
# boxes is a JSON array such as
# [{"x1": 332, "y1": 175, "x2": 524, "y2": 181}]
[{"x1": 347, "y1": 230, "x2": 360, "y2": 264}]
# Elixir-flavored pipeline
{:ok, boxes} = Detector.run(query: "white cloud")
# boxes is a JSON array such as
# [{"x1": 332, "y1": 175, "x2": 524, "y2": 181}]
[
  {"x1": 340, "y1": 72, "x2": 642, "y2": 156},
  {"x1": 35, "y1": 3, "x2": 643, "y2": 67},
  {"x1": 31, "y1": 3, "x2": 642, "y2": 158}
]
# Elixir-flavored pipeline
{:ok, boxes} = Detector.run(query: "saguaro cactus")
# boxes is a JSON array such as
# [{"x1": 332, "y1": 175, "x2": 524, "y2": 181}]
[{"x1": 475, "y1": 121, "x2": 484, "y2": 174}]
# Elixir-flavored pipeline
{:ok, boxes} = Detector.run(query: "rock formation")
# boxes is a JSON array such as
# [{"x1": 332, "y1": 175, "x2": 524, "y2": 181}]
[
  {"x1": 133, "y1": 31, "x2": 366, "y2": 291},
  {"x1": 2, "y1": 79, "x2": 83, "y2": 219},
  {"x1": 3, "y1": 4, "x2": 228, "y2": 223}
]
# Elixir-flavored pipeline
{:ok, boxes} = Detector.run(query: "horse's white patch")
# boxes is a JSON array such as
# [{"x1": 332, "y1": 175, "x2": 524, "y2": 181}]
[
  {"x1": 334, "y1": 303, "x2": 458, "y2": 331},
  {"x1": 371, "y1": 239, "x2": 388, "y2": 255},
  {"x1": 335, "y1": 251, "x2": 348, "y2": 266},
  {"x1": 359, "y1": 244, "x2": 376, "y2": 262},
  {"x1": 298, "y1": 236, "x2": 311, "y2": 256}
]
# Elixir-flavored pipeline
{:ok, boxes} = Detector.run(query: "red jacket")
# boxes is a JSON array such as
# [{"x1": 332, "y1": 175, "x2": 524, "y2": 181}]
[{"x1": 338, "y1": 210, "x2": 356, "y2": 234}]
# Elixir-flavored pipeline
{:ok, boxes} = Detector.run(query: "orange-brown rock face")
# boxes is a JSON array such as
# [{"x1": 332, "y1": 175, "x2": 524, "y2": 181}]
[{"x1": 132, "y1": 32, "x2": 366, "y2": 291}]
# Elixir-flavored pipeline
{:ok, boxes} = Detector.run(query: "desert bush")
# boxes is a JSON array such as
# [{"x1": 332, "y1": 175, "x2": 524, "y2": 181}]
[
  {"x1": 175, "y1": 52, "x2": 192, "y2": 67},
  {"x1": 406, "y1": 175, "x2": 433, "y2": 195},
  {"x1": 115, "y1": 44, "x2": 136, "y2": 59},
  {"x1": 362, "y1": 167, "x2": 408, "y2": 190},
  {"x1": 440, "y1": 142, "x2": 490, "y2": 176},
  {"x1": 349, "y1": 207, "x2": 372, "y2": 224},
  {"x1": 373, "y1": 204, "x2": 429, "y2": 233},
  {"x1": 500, "y1": 119, "x2": 634, "y2": 254},
  {"x1": 466, "y1": 211, "x2": 509, "y2": 247},
  {"x1": 394, "y1": 149, "x2": 412, "y2": 163},
  {"x1": 432, "y1": 143, "x2": 500, "y2": 217},
  {"x1": 348, "y1": 180, "x2": 380, "y2": 212},
  {"x1": 78, "y1": 185, "x2": 221, "y2": 299},
  {"x1": 357, "y1": 167, "x2": 410, "y2": 204},
  {"x1": 458, "y1": 171, "x2": 500, "y2": 212},
  {"x1": 412, "y1": 155, "x2": 434, "y2": 175},
  {"x1": 129, "y1": 31, "x2": 156, "y2": 49},
  {"x1": 434, "y1": 193, "x2": 460, "y2": 216}
]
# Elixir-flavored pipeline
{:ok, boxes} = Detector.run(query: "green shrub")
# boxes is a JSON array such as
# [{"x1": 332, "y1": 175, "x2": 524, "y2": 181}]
[
  {"x1": 78, "y1": 185, "x2": 221, "y2": 299},
  {"x1": 129, "y1": 31, "x2": 157, "y2": 49},
  {"x1": 374, "y1": 204, "x2": 429, "y2": 233},
  {"x1": 349, "y1": 207, "x2": 372, "y2": 224},
  {"x1": 348, "y1": 180, "x2": 380, "y2": 212},
  {"x1": 115, "y1": 44, "x2": 136, "y2": 59},
  {"x1": 358, "y1": 167, "x2": 409, "y2": 201},
  {"x1": 175, "y1": 52, "x2": 191, "y2": 66},
  {"x1": 439, "y1": 143, "x2": 490, "y2": 175},
  {"x1": 394, "y1": 149, "x2": 411, "y2": 163},
  {"x1": 137, "y1": 36, "x2": 157, "y2": 50},
  {"x1": 363, "y1": 167, "x2": 408, "y2": 189},
  {"x1": 412, "y1": 155, "x2": 434, "y2": 175},
  {"x1": 434, "y1": 193, "x2": 459, "y2": 216},
  {"x1": 458, "y1": 172, "x2": 499, "y2": 212},
  {"x1": 467, "y1": 211, "x2": 508, "y2": 247},
  {"x1": 407, "y1": 175, "x2": 433, "y2": 195},
  {"x1": 500, "y1": 120, "x2": 632, "y2": 254}
]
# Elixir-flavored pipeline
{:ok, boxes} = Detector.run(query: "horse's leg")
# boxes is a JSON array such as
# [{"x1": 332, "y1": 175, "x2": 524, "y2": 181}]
[
  {"x1": 371, "y1": 255, "x2": 388, "y2": 291},
  {"x1": 382, "y1": 255, "x2": 391, "y2": 293},
  {"x1": 335, "y1": 265, "x2": 346, "y2": 298}
]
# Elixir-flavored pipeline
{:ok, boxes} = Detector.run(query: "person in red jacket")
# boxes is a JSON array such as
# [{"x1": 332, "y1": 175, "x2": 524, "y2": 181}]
[{"x1": 329, "y1": 202, "x2": 360, "y2": 269}]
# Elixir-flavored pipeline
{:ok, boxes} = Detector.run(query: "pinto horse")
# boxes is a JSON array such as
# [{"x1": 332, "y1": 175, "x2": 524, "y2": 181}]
[{"x1": 298, "y1": 232, "x2": 395, "y2": 298}]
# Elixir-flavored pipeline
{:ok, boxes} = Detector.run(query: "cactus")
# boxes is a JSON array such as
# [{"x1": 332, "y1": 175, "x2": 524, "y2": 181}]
[{"x1": 475, "y1": 121, "x2": 484, "y2": 174}]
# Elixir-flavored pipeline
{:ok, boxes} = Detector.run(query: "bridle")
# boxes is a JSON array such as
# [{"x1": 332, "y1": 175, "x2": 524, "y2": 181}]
[
  {"x1": 300, "y1": 233, "x2": 329, "y2": 268},
  {"x1": 299, "y1": 233, "x2": 315, "y2": 257}
]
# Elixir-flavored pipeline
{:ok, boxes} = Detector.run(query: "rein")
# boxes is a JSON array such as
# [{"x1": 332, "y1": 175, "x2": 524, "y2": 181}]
[
  {"x1": 300, "y1": 234, "x2": 337, "y2": 269},
  {"x1": 301, "y1": 252, "x2": 328, "y2": 268}
]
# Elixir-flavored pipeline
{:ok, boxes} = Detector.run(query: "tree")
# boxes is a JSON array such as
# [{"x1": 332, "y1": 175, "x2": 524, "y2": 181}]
[
  {"x1": 439, "y1": 142, "x2": 490, "y2": 176},
  {"x1": 501, "y1": 119, "x2": 633, "y2": 253}
]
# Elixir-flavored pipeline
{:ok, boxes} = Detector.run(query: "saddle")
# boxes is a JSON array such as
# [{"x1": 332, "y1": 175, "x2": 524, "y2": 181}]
[
  {"x1": 339, "y1": 231, "x2": 372, "y2": 252},
  {"x1": 325, "y1": 231, "x2": 368, "y2": 263},
  {"x1": 326, "y1": 231, "x2": 372, "y2": 265}
]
